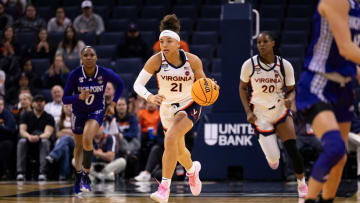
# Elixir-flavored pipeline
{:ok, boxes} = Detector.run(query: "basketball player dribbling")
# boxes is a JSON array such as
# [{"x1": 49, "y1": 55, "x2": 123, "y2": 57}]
[
  {"x1": 296, "y1": 0, "x2": 360, "y2": 202},
  {"x1": 133, "y1": 14, "x2": 206, "y2": 203},
  {"x1": 239, "y1": 31, "x2": 308, "y2": 198}
]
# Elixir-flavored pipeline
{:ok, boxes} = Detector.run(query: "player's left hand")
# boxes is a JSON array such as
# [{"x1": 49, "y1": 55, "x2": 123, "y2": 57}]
[{"x1": 284, "y1": 98, "x2": 292, "y2": 109}]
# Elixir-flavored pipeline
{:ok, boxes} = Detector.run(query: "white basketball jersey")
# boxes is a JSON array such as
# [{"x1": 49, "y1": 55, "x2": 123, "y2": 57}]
[
  {"x1": 156, "y1": 50, "x2": 195, "y2": 104},
  {"x1": 249, "y1": 55, "x2": 285, "y2": 108}
]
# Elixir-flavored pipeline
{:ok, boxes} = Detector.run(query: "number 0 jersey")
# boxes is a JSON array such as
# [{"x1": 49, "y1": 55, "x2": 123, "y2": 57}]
[
  {"x1": 63, "y1": 65, "x2": 124, "y2": 114},
  {"x1": 155, "y1": 50, "x2": 195, "y2": 104},
  {"x1": 304, "y1": 0, "x2": 360, "y2": 76},
  {"x1": 240, "y1": 55, "x2": 295, "y2": 109}
]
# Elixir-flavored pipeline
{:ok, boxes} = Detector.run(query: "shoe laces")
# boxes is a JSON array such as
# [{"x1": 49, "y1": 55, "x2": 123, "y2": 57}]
[{"x1": 154, "y1": 178, "x2": 168, "y2": 196}]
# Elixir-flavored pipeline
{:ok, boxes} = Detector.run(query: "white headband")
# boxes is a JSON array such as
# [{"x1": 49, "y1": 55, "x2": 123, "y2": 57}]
[{"x1": 159, "y1": 30, "x2": 180, "y2": 42}]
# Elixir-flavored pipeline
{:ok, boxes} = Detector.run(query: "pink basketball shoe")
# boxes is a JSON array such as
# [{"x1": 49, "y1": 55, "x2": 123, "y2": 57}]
[
  {"x1": 186, "y1": 161, "x2": 202, "y2": 196},
  {"x1": 297, "y1": 183, "x2": 308, "y2": 198},
  {"x1": 150, "y1": 180, "x2": 170, "y2": 203}
]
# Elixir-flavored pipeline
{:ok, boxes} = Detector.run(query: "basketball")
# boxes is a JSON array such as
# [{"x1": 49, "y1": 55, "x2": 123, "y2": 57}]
[{"x1": 191, "y1": 78, "x2": 219, "y2": 106}]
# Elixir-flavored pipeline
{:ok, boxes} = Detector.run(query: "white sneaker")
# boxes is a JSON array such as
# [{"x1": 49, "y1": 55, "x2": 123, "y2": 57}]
[
  {"x1": 134, "y1": 171, "x2": 151, "y2": 181},
  {"x1": 38, "y1": 174, "x2": 47, "y2": 181},
  {"x1": 16, "y1": 174, "x2": 25, "y2": 181}
]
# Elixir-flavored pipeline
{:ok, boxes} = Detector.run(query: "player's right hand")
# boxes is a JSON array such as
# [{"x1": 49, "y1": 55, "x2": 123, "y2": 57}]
[
  {"x1": 148, "y1": 94, "x2": 165, "y2": 106},
  {"x1": 79, "y1": 89, "x2": 90, "y2": 100},
  {"x1": 246, "y1": 111, "x2": 257, "y2": 124},
  {"x1": 28, "y1": 135, "x2": 39, "y2": 143}
]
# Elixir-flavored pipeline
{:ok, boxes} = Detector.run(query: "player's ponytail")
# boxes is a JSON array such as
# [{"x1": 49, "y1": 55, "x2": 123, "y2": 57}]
[
  {"x1": 260, "y1": 31, "x2": 281, "y2": 56},
  {"x1": 160, "y1": 14, "x2": 181, "y2": 33}
]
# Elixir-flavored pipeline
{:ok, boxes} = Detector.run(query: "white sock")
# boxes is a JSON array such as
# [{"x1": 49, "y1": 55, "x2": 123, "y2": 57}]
[
  {"x1": 297, "y1": 177, "x2": 305, "y2": 185},
  {"x1": 161, "y1": 177, "x2": 171, "y2": 187},
  {"x1": 187, "y1": 164, "x2": 195, "y2": 174}
]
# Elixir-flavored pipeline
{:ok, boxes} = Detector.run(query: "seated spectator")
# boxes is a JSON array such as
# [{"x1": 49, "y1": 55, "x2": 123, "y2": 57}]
[
  {"x1": 152, "y1": 39, "x2": 189, "y2": 54},
  {"x1": 90, "y1": 126, "x2": 126, "y2": 182},
  {"x1": 137, "y1": 101, "x2": 160, "y2": 170},
  {"x1": 0, "y1": 70, "x2": 5, "y2": 98},
  {"x1": 116, "y1": 23, "x2": 149, "y2": 61},
  {"x1": 73, "y1": 0, "x2": 104, "y2": 35},
  {"x1": 0, "y1": 2, "x2": 13, "y2": 30},
  {"x1": 47, "y1": 7, "x2": 71, "y2": 33},
  {"x1": 16, "y1": 94, "x2": 55, "y2": 181},
  {"x1": 3, "y1": 0, "x2": 26, "y2": 14},
  {"x1": 114, "y1": 97, "x2": 140, "y2": 157},
  {"x1": 44, "y1": 85, "x2": 63, "y2": 124},
  {"x1": 0, "y1": 97, "x2": 17, "y2": 180},
  {"x1": 56, "y1": 25, "x2": 85, "y2": 61},
  {"x1": 104, "y1": 82, "x2": 115, "y2": 115},
  {"x1": 29, "y1": 27, "x2": 54, "y2": 59},
  {"x1": 45, "y1": 104, "x2": 74, "y2": 180},
  {"x1": 128, "y1": 92, "x2": 146, "y2": 115},
  {"x1": 11, "y1": 92, "x2": 32, "y2": 124},
  {"x1": 13, "y1": 4, "x2": 46, "y2": 33},
  {"x1": 42, "y1": 54, "x2": 69, "y2": 88},
  {"x1": 21, "y1": 58, "x2": 43, "y2": 90},
  {"x1": 0, "y1": 26, "x2": 20, "y2": 58},
  {"x1": 6, "y1": 72, "x2": 36, "y2": 105}
]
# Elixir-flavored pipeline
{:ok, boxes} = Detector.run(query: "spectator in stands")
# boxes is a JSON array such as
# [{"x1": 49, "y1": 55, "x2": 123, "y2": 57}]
[
  {"x1": 105, "y1": 82, "x2": 115, "y2": 115},
  {"x1": 0, "y1": 96, "x2": 17, "y2": 180},
  {"x1": 21, "y1": 58, "x2": 43, "y2": 90},
  {"x1": 0, "y1": 70, "x2": 5, "y2": 98},
  {"x1": 137, "y1": 101, "x2": 160, "y2": 170},
  {"x1": 11, "y1": 92, "x2": 32, "y2": 124},
  {"x1": 0, "y1": 2, "x2": 13, "y2": 30},
  {"x1": 44, "y1": 85, "x2": 63, "y2": 124},
  {"x1": 128, "y1": 92, "x2": 146, "y2": 115},
  {"x1": 56, "y1": 25, "x2": 85, "y2": 61},
  {"x1": 13, "y1": 4, "x2": 46, "y2": 33},
  {"x1": 45, "y1": 104, "x2": 74, "y2": 181},
  {"x1": 30, "y1": 28, "x2": 54, "y2": 59},
  {"x1": 113, "y1": 97, "x2": 140, "y2": 156},
  {"x1": 6, "y1": 72, "x2": 34, "y2": 105},
  {"x1": 16, "y1": 94, "x2": 55, "y2": 181},
  {"x1": 0, "y1": 26, "x2": 19, "y2": 58},
  {"x1": 3, "y1": 0, "x2": 26, "y2": 14},
  {"x1": 152, "y1": 39, "x2": 189, "y2": 54},
  {"x1": 0, "y1": 26, "x2": 21, "y2": 90},
  {"x1": 90, "y1": 125, "x2": 127, "y2": 182},
  {"x1": 116, "y1": 23, "x2": 149, "y2": 61},
  {"x1": 73, "y1": 0, "x2": 104, "y2": 36},
  {"x1": 47, "y1": 7, "x2": 71, "y2": 33},
  {"x1": 42, "y1": 54, "x2": 69, "y2": 88}
]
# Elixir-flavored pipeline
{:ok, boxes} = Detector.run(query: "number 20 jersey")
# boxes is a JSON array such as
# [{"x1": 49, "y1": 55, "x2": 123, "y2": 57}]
[
  {"x1": 155, "y1": 50, "x2": 195, "y2": 104},
  {"x1": 304, "y1": 0, "x2": 360, "y2": 76}
]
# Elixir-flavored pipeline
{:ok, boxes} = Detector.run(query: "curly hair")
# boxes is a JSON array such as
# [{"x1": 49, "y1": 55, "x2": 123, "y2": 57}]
[{"x1": 159, "y1": 14, "x2": 181, "y2": 33}]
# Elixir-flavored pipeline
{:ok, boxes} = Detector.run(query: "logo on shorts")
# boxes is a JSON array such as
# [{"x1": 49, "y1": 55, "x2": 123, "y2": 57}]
[
  {"x1": 204, "y1": 123, "x2": 254, "y2": 146},
  {"x1": 190, "y1": 109, "x2": 198, "y2": 119}
]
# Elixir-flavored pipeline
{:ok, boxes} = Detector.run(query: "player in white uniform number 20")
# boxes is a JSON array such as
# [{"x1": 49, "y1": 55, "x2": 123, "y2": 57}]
[
  {"x1": 239, "y1": 31, "x2": 308, "y2": 198},
  {"x1": 133, "y1": 14, "x2": 205, "y2": 203}
]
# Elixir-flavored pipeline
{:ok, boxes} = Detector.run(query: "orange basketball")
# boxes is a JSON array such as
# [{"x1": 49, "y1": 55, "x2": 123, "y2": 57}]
[{"x1": 191, "y1": 78, "x2": 220, "y2": 106}]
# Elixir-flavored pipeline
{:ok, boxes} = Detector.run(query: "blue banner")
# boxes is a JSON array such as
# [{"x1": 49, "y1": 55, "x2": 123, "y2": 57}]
[{"x1": 192, "y1": 113, "x2": 283, "y2": 180}]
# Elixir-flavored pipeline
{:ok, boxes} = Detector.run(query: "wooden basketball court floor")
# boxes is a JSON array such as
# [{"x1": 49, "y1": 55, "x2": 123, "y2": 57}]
[{"x1": 0, "y1": 180, "x2": 358, "y2": 203}]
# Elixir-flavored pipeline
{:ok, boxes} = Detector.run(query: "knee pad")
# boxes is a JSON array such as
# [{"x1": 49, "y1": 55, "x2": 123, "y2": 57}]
[
  {"x1": 284, "y1": 139, "x2": 304, "y2": 174},
  {"x1": 311, "y1": 130, "x2": 346, "y2": 182}
]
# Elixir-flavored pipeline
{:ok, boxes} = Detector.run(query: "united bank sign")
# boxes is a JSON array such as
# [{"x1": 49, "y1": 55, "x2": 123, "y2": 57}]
[{"x1": 204, "y1": 123, "x2": 254, "y2": 146}]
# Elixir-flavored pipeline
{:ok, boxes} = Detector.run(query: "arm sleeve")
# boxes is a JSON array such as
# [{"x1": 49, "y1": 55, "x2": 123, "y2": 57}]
[
  {"x1": 283, "y1": 59, "x2": 296, "y2": 86},
  {"x1": 62, "y1": 71, "x2": 79, "y2": 104},
  {"x1": 123, "y1": 115, "x2": 139, "y2": 139},
  {"x1": 240, "y1": 59, "x2": 252, "y2": 83},
  {"x1": 105, "y1": 68, "x2": 124, "y2": 103},
  {"x1": 133, "y1": 69, "x2": 153, "y2": 100}
]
